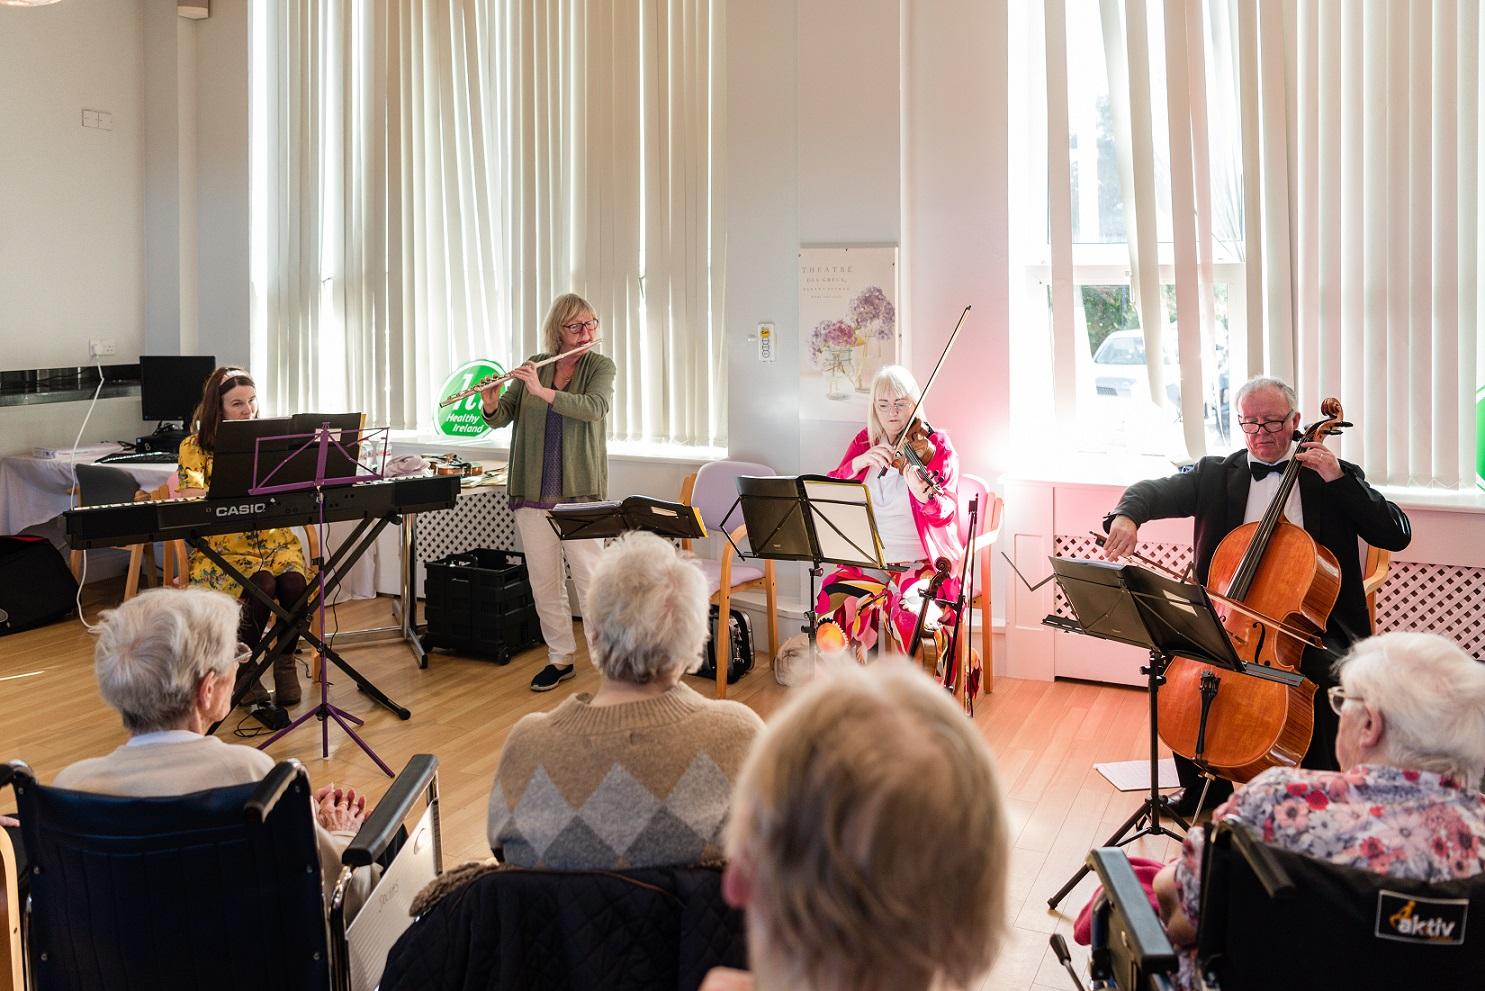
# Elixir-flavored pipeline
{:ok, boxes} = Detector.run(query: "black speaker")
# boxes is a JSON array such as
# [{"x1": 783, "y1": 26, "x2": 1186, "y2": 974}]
[{"x1": 0, "y1": 536, "x2": 78, "y2": 635}]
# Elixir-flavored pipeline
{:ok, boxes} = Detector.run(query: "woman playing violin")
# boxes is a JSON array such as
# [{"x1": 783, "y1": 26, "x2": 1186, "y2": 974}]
[{"x1": 818, "y1": 365, "x2": 965, "y2": 661}]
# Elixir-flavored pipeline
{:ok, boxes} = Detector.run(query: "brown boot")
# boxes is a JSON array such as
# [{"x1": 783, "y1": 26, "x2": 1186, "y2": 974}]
[{"x1": 274, "y1": 654, "x2": 302, "y2": 706}]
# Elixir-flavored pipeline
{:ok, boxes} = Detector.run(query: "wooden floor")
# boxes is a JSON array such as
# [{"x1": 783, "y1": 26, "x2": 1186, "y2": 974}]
[{"x1": 0, "y1": 583, "x2": 1185, "y2": 991}]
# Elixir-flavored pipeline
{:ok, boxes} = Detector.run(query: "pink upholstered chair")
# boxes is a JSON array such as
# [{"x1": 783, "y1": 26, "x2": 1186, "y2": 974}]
[{"x1": 680, "y1": 460, "x2": 779, "y2": 699}]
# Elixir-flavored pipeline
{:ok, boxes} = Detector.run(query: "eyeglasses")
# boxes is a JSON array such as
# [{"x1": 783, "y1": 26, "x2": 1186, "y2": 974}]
[
  {"x1": 1326, "y1": 685, "x2": 1361, "y2": 716},
  {"x1": 562, "y1": 318, "x2": 600, "y2": 333},
  {"x1": 1237, "y1": 413, "x2": 1294, "y2": 435},
  {"x1": 875, "y1": 399, "x2": 913, "y2": 413}
]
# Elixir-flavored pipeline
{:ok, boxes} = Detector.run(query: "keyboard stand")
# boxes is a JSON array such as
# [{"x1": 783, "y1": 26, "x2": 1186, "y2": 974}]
[{"x1": 204, "y1": 505, "x2": 409, "y2": 777}]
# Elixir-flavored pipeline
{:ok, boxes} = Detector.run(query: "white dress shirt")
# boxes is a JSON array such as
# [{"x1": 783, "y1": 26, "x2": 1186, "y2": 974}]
[{"x1": 1243, "y1": 446, "x2": 1304, "y2": 527}]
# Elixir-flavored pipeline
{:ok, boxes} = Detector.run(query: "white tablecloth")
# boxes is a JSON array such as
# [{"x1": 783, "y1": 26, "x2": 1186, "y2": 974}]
[{"x1": 0, "y1": 453, "x2": 179, "y2": 535}]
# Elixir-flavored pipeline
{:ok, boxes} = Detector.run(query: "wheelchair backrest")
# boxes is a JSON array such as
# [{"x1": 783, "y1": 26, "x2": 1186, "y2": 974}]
[
  {"x1": 1197, "y1": 820, "x2": 1485, "y2": 989},
  {"x1": 11, "y1": 760, "x2": 329, "y2": 991}
]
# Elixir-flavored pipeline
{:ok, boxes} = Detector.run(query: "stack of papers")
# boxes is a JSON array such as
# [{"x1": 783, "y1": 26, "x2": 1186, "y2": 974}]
[{"x1": 32, "y1": 442, "x2": 126, "y2": 460}]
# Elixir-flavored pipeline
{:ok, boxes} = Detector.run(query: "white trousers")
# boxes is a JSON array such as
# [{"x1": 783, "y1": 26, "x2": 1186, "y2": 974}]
[{"x1": 514, "y1": 507, "x2": 604, "y2": 667}]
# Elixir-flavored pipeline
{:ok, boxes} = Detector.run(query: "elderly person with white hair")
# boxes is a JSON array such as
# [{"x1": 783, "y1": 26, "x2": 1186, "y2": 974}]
[
  {"x1": 702, "y1": 660, "x2": 1009, "y2": 991},
  {"x1": 54, "y1": 587, "x2": 372, "y2": 910},
  {"x1": 1153, "y1": 631, "x2": 1485, "y2": 990},
  {"x1": 486, "y1": 531, "x2": 764, "y2": 869}
]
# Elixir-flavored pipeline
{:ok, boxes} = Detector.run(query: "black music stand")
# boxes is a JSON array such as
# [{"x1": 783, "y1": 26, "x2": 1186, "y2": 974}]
[
  {"x1": 546, "y1": 495, "x2": 707, "y2": 541},
  {"x1": 202, "y1": 420, "x2": 404, "y2": 777},
  {"x1": 1043, "y1": 557, "x2": 1246, "y2": 910},
  {"x1": 729, "y1": 475, "x2": 887, "y2": 644}
]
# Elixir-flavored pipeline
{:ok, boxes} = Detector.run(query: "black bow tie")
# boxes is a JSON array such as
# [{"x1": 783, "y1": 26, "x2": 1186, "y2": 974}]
[{"x1": 1249, "y1": 460, "x2": 1289, "y2": 481}]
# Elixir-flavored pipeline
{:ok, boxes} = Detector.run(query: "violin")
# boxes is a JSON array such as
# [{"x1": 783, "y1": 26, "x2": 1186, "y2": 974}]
[{"x1": 889, "y1": 418, "x2": 947, "y2": 496}]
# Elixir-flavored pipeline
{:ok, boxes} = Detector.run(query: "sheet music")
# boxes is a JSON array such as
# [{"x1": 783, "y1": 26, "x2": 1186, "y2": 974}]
[
  {"x1": 346, "y1": 806, "x2": 439, "y2": 991},
  {"x1": 801, "y1": 478, "x2": 884, "y2": 568}
]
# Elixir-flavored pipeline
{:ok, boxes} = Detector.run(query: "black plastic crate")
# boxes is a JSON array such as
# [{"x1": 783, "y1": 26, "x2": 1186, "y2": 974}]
[{"x1": 422, "y1": 549, "x2": 543, "y2": 663}]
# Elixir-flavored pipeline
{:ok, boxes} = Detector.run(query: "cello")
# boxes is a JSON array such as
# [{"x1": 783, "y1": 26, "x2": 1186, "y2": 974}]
[{"x1": 1155, "y1": 399, "x2": 1349, "y2": 782}]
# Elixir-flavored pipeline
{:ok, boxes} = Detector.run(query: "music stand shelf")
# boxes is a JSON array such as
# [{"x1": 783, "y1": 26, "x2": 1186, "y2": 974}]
[{"x1": 546, "y1": 495, "x2": 706, "y2": 541}]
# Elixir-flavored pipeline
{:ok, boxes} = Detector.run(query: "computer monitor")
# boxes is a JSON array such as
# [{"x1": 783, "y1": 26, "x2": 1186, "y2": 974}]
[{"x1": 139, "y1": 355, "x2": 217, "y2": 425}]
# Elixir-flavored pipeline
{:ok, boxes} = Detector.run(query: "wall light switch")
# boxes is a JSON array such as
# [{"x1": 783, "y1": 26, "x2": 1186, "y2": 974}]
[{"x1": 757, "y1": 322, "x2": 775, "y2": 362}]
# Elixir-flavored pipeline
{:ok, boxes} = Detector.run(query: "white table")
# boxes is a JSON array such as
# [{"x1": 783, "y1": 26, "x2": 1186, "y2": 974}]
[{"x1": 0, "y1": 452, "x2": 178, "y2": 535}]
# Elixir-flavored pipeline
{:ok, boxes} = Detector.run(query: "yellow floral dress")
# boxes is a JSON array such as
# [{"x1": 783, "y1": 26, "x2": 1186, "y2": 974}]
[{"x1": 176, "y1": 435, "x2": 307, "y2": 594}]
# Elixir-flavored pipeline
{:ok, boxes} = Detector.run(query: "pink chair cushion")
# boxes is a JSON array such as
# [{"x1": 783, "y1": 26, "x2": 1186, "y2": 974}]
[
  {"x1": 691, "y1": 460, "x2": 774, "y2": 532},
  {"x1": 695, "y1": 558, "x2": 765, "y2": 596},
  {"x1": 957, "y1": 473, "x2": 990, "y2": 546}
]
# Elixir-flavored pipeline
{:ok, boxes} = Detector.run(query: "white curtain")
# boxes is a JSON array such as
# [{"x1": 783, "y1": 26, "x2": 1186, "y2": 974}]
[{"x1": 257, "y1": 0, "x2": 726, "y2": 448}]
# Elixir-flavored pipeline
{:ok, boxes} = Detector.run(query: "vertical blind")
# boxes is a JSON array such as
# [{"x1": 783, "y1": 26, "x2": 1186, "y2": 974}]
[
  {"x1": 256, "y1": 0, "x2": 726, "y2": 448},
  {"x1": 1037, "y1": 0, "x2": 1482, "y2": 486}
]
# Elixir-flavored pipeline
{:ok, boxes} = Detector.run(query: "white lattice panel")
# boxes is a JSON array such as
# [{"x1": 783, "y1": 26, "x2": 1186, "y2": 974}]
[
  {"x1": 1050, "y1": 535, "x2": 1193, "y2": 618},
  {"x1": 1373, "y1": 561, "x2": 1485, "y2": 655},
  {"x1": 1051, "y1": 534, "x2": 1485, "y2": 656},
  {"x1": 414, "y1": 485, "x2": 520, "y2": 564}
]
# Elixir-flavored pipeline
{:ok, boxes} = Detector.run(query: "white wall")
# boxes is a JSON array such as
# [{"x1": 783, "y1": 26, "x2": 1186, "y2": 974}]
[
  {"x1": 0, "y1": 0, "x2": 146, "y2": 370},
  {"x1": 0, "y1": 0, "x2": 245, "y2": 457},
  {"x1": 726, "y1": 0, "x2": 1012, "y2": 609}
]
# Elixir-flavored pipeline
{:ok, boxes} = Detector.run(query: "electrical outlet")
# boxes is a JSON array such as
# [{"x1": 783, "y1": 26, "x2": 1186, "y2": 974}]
[{"x1": 88, "y1": 338, "x2": 116, "y2": 358}]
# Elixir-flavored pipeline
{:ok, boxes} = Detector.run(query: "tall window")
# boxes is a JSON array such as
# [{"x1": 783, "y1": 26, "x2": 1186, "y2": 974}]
[
  {"x1": 250, "y1": 0, "x2": 726, "y2": 449},
  {"x1": 1010, "y1": 0, "x2": 1246, "y2": 465}
]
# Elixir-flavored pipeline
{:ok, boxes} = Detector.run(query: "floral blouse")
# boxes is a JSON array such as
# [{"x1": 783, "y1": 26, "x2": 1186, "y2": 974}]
[
  {"x1": 176, "y1": 435, "x2": 307, "y2": 594},
  {"x1": 1171, "y1": 764, "x2": 1485, "y2": 988}
]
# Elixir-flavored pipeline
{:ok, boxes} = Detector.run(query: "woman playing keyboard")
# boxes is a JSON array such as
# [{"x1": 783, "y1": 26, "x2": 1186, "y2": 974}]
[{"x1": 175, "y1": 366, "x2": 308, "y2": 713}]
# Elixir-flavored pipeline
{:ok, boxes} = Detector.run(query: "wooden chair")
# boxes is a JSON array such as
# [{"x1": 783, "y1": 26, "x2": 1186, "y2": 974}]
[
  {"x1": 1362, "y1": 543, "x2": 1391, "y2": 633},
  {"x1": 680, "y1": 460, "x2": 779, "y2": 699},
  {"x1": 0, "y1": 824, "x2": 21, "y2": 991},
  {"x1": 955, "y1": 473, "x2": 1004, "y2": 698}
]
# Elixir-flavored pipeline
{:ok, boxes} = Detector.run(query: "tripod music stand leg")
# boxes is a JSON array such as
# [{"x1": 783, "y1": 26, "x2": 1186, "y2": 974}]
[
  {"x1": 303, "y1": 638, "x2": 412, "y2": 720},
  {"x1": 1046, "y1": 649, "x2": 1189, "y2": 910}
]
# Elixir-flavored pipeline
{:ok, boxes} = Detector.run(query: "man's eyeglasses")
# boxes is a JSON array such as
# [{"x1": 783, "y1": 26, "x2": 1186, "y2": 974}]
[
  {"x1": 562, "y1": 318, "x2": 600, "y2": 333},
  {"x1": 1326, "y1": 685, "x2": 1360, "y2": 716},
  {"x1": 1237, "y1": 413, "x2": 1294, "y2": 435},
  {"x1": 875, "y1": 399, "x2": 913, "y2": 414}
]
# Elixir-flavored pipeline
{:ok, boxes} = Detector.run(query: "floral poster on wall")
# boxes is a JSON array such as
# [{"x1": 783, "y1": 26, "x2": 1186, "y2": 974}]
[{"x1": 798, "y1": 245, "x2": 900, "y2": 422}]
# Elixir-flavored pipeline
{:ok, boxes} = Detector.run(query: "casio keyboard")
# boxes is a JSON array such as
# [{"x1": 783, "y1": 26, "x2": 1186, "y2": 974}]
[
  {"x1": 65, "y1": 473, "x2": 459, "y2": 744},
  {"x1": 65, "y1": 474, "x2": 458, "y2": 548}
]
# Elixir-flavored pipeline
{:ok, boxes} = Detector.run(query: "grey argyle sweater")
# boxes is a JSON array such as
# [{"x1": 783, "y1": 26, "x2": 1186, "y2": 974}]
[{"x1": 487, "y1": 681, "x2": 764, "y2": 869}]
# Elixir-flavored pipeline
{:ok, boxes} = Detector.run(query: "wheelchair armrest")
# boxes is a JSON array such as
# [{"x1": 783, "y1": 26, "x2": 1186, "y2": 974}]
[
  {"x1": 0, "y1": 762, "x2": 33, "y2": 793},
  {"x1": 244, "y1": 759, "x2": 307, "y2": 824},
  {"x1": 1087, "y1": 847, "x2": 1177, "y2": 969},
  {"x1": 342, "y1": 754, "x2": 438, "y2": 868}
]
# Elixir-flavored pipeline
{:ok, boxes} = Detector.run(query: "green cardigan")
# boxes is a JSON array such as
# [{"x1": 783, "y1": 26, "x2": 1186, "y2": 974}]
[{"x1": 482, "y1": 351, "x2": 615, "y2": 501}]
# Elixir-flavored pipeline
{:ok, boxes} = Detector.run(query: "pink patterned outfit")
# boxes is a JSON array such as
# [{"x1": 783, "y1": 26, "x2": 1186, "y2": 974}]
[
  {"x1": 1170, "y1": 764, "x2": 1485, "y2": 989},
  {"x1": 816, "y1": 426, "x2": 966, "y2": 652}
]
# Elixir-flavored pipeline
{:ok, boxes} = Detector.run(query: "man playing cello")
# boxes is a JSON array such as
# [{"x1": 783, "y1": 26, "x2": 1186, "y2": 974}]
[{"x1": 1101, "y1": 376, "x2": 1411, "y2": 815}]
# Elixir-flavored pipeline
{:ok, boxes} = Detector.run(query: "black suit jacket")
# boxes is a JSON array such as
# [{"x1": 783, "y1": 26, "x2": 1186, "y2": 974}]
[{"x1": 1106, "y1": 450, "x2": 1412, "y2": 684}]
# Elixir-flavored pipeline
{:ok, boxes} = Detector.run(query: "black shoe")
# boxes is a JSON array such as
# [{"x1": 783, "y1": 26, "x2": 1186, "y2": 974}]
[
  {"x1": 530, "y1": 664, "x2": 575, "y2": 692},
  {"x1": 1167, "y1": 783, "x2": 1231, "y2": 819}
]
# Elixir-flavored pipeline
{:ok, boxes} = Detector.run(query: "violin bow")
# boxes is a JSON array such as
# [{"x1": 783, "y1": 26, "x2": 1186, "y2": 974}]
[
  {"x1": 881, "y1": 304, "x2": 971, "y2": 477},
  {"x1": 1087, "y1": 530, "x2": 1324, "y2": 650}
]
